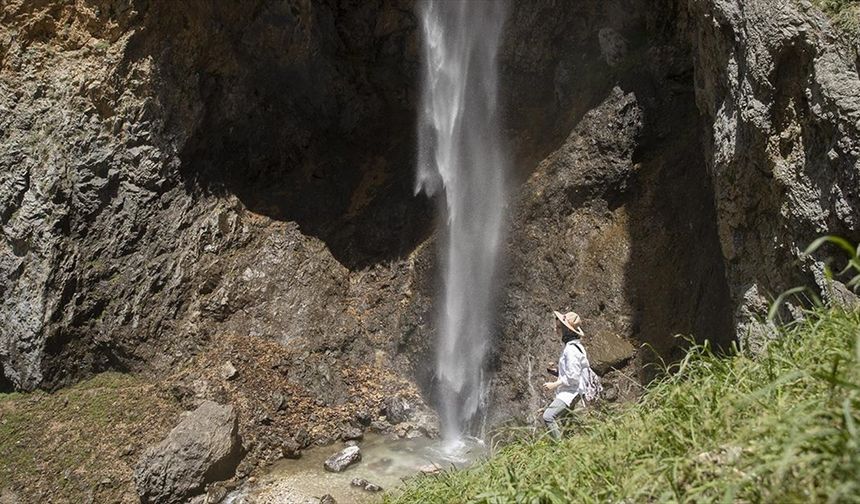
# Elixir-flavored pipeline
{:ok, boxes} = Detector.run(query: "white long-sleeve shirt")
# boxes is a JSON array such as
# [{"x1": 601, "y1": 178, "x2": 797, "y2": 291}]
[{"x1": 556, "y1": 339, "x2": 588, "y2": 406}]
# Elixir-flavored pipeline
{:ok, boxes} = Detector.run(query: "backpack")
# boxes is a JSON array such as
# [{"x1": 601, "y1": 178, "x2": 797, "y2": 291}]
[{"x1": 572, "y1": 342, "x2": 604, "y2": 402}]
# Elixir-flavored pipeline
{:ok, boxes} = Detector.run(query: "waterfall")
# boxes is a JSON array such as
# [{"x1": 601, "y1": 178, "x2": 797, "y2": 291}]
[{"x1": 416, "y1": 0, "x2": 509, "y2": 443}]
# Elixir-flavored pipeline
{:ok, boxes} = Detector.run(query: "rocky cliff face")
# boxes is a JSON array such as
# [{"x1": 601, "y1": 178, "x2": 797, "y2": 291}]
[
  {"x1": 689, "y1": 0, "x2": 860, "y2": 350},
  {"x1": 1, "y1": 0, "x2": 858, "y2": 448},
  {"x1": 0, "y1": 0, "x2": 430, "y2": 394}
]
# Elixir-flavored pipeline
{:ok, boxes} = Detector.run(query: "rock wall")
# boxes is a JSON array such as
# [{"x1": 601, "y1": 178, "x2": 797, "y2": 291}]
[
  {"x1": 688, "y1": 0, "x2": 860, "y2": 350},
  {"x1": 0, "y1": 0, "x2": 431, "y2": 393},
  {"x1": 1, "y1": 0, "x2": 858, "y2": 438}
]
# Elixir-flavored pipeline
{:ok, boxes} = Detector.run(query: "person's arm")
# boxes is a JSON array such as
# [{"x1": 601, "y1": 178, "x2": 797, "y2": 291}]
[
  {"x1": 544, "y1": 348, "x2": 572, "y2": 391},
  {"x1": 543, "y1": 376, "x2": 563, "y2": 391}
]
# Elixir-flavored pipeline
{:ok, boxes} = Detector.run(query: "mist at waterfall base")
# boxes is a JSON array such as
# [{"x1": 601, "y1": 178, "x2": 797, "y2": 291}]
[{"x1": 415, "y1": 0, "x2": 510, "y2": 448}]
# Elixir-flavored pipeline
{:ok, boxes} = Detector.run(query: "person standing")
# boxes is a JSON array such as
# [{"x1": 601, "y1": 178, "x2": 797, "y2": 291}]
[{"x1": 542, "y1": 310, "x2": 589, "y2": 440}]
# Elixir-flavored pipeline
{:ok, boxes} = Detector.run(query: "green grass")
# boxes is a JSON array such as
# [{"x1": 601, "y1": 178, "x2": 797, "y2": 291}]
[
  {"x1": 0, "y1": 372, "x2": 181, "y2": 503},
  {"x1": 386, "y1": 307, "x2": 860, "y2": 503}
]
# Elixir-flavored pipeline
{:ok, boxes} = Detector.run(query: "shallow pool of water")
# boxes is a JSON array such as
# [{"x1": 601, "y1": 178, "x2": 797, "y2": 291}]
[{"x1": 230, "y1": 434, "x2": 485, "y2": 503}]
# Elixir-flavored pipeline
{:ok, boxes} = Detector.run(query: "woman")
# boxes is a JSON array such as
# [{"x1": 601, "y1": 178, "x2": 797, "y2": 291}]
[{"x1": 542, "y1": 310, "x2": 588, "y2": 439}]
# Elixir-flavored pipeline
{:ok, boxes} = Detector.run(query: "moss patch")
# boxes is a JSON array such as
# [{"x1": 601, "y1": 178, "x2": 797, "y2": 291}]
[
  {"x1": 0, "y1": 372, "x2": 181, "y2": 503},
  {"x1": 811, "y1": 0, "x2": 860, "y2": 37}
]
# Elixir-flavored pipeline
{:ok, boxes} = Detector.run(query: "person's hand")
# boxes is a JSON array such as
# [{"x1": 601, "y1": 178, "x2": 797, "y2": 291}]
[{"x1": 543, "y1": 381, "x2": 557, "y2": 391}]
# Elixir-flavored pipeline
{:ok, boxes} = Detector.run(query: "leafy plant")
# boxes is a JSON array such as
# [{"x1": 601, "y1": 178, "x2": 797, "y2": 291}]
[{"x1": 803, "y1": 235, "x2": 860, "y2": 291}]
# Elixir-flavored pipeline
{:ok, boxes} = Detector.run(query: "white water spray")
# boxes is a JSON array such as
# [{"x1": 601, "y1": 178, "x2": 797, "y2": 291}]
[{"x1": 416, "y1": 0, "x2": 509, "y2": 443}]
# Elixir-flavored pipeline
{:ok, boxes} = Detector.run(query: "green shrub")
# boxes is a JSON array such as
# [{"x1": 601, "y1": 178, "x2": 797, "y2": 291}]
[{"x1": 811, "y1": 0, "x2": 860, "y2": 37}]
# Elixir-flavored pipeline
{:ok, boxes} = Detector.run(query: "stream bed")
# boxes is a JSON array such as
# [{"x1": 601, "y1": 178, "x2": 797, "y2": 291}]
[{"x1": 227, "y1": 434, "x2": 486, "y2": 503}]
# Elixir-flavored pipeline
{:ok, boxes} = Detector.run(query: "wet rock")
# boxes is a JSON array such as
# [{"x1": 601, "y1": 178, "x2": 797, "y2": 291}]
[
  {"x1": 383, "y1": 397, "x2": 411, "y2": 424},
  {"x1": 341, "y1": 427, "x2": 363, "y2": 441},
  {"x1": 350, "y1": 478, "x2": 383, "y2": 492},
  {"x1": 411, "y1": 409, "x2": 441, "y2": 439},
  {"x1": 419, "y1": 464, "x2": 443, "y2": 474},
  {"x1": 319, "y1": 495, "x2": 336, "y2": 504},
  {"x1": 323, "y1": 446, "x2": 361, "y2": 473},
  {"x1": 369, "y1": 419, "x2": 391, "y2": 433},
  {"x1": 134, "y1": 401, "x2": 242, "y2": 504},
  {"x1": 344, "y1": 440, "x2": 359, "y2": 447},
  {"x1": 220, "y1": 362, "x2": 238, "y2": 381}
]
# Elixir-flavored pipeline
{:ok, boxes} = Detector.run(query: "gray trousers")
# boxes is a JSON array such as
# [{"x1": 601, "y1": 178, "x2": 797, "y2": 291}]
[{"x1": 542, "y1": 396, "x2": 580, "y2": 439}]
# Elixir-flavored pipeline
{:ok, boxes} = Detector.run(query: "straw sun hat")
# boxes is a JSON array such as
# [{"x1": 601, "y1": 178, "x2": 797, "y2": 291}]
[{"x1": 553, "y1": 310, "x2": 585, "y2": 337}]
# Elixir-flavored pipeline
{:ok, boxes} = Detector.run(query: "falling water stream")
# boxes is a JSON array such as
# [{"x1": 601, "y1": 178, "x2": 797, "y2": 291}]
[
  {"x1": 416, "y1": 0, "x2": 510, "y2": 444},
  {"x1": 223, "y1": 4, "x2": 509, "y2": 501}
]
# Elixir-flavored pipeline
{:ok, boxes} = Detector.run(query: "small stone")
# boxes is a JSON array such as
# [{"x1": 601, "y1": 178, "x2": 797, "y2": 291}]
[
  {"x1": 350, "y1": 478, "x2": 383, "y2": 492},
  {"x1": 419, "y1": 464, "x2": 442, "y2": 474},
  {"x1": 369, "y1": 419, "x2": 390, "y2": 433},
  {"x1": 319, "y1": 495, "x2": 336, "y2": 504},
  {"x1": 354, "y1": 410, "x2": 372, "y2": 426},
  {"x1": 282, "y1": 438, "x2": 302, "y2": 459},
  {"x1": 206, "y1": 485, "x2": 228, "y2": 504},
  {"x1": 323, "y1": 446, "x2": 361, "y2": 472},
  {"x1": 271, "y1": 393, "x2": 287, "y2": 412},
  {"x1": 295, "y1": 429, "x2": 311, "y2": 447},
  {"x1": 350, "y1": 478, "x2": 369, "y2": 488},
  {"x1": 220, "y1": 362, "x2": 238, "y2": 380},
  {"x1": 341, "y1": 427, "x2": 363, "y2": 441}
]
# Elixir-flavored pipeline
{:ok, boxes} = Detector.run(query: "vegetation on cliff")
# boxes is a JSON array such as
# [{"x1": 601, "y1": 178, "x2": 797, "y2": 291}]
[
  {"x1": 0, "y1": 373, "x2": 181, "y2": 503},
  {"x1": 812, "y1": 0, "x2": 860, "y2": 35},
  {"x1": 387, "y1": 306, "x2": 860, "y2": 503}
]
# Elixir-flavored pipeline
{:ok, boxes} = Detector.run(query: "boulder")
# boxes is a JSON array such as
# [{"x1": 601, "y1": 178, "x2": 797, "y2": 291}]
[
  {"x1": 134, "y1": 401, "x2": 242, "y2": 504},
  {"x1": 323, "y1": 446, "x2": 361, "y2": 472}
]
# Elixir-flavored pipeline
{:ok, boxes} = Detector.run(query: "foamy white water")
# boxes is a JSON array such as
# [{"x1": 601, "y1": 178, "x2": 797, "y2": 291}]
[{"x1": 416, "y1": 0, "x2": 509, "y2": 442}]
